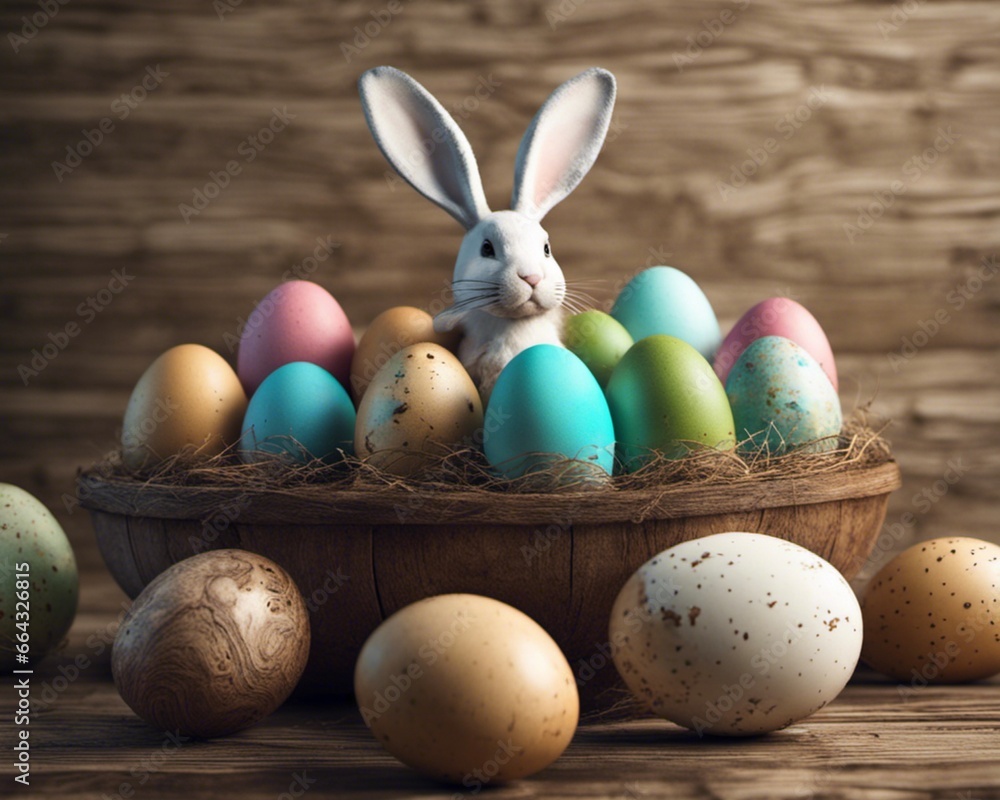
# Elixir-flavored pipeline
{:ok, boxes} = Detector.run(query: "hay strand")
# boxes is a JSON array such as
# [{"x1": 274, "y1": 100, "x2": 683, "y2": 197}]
[{"x1": 83, "y1": 408, "x2": 891, "y2": 494}]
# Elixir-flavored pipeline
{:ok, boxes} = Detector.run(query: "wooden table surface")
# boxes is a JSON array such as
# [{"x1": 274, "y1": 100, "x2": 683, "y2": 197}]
[
  {"x1": 1, "y1": 0, "x2": 999, "y2": 564},
  {"x1": 1, "y1": 575, "x2": 997, "y2": 800}
]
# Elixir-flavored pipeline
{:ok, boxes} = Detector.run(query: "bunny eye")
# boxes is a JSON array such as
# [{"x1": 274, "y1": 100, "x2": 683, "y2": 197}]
[
  {"x1": 543, "y1": 242, "x2": 552, "y2": 257},
  {"x1": 480, "y1": 239, "x2": 496, "y2": 259}
]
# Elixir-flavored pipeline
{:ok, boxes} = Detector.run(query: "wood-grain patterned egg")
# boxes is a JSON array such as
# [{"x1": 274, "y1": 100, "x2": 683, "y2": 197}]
[
  {"x1": 350, "y1": 306, "x2": 461, "y2": 404},
  {"x1": 861, "y1": 537, "x2": 1000, "y2": 683},
  {"x1": 122, "y1": 344, "x2": 248, "y2": 470},
  {"x1": 112, "y1": 550, "x2": 310, "y2": 738},
  {"x1": 610, "y1": 532, "x2": 863, "y2": 736},
  {"x1": 354, "y1": 343, "x2": 483, "y2": 476},
  {"x1": 354, "y1": 594, "x2": 578, "y2": 784}
]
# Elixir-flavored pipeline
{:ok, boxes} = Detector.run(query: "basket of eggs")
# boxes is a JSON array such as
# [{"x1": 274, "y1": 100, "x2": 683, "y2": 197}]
[
  {"x1": 77, "y1": 68, "x2": 910, "y2": 780},
  {"x1": 78, "y1": 273, "x2": 901, "y2": 713}
]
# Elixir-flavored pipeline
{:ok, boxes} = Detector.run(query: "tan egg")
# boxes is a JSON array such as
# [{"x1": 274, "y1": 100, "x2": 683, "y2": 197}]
[
  {"x1": 122, "y1": 344, "x2": 248, "y2": 470},
  {"x1": 350, "y1": 306, "x2": 461, "y2": 403},
  {"x1": 862, "y1": 537, "x2": 1000, "y2": 683},
  {"x1": 354, "y1": 342, "x2": 483, "y2": 476},
  {"x1": 354, "y1": 594, "x2": 578, "y2": 785}
]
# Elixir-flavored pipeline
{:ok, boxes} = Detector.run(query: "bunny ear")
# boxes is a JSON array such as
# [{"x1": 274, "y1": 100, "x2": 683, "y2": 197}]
[
  {"x1": 359, "y1": 67, "x2": 491, "y2": 230},
  {"x1": 511, "y1": 68, "x2": 617, "y2": 221}
]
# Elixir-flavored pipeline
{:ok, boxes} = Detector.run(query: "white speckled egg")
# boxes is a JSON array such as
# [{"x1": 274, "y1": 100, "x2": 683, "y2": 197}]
[{"x1": 609, "y1": 532, "x2": 862, "y2": 736}]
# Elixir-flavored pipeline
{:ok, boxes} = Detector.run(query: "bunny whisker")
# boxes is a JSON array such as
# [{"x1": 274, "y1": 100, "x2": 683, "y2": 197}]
[
  {"x1": 563, "y1": 278, "x2": 609, "y2": 288},
  {"x1": 563, "y1": 289, "x2": 599, "y2": 306},
  {"x1": 556, "y1": 281, "x2": 600, "y2": 313},
  {"x1": 560, "y1": 298, "x2": 590, "y2": 315},
  {"x1": 562, "y1": 300, "x2": 596, "y2": 315}
]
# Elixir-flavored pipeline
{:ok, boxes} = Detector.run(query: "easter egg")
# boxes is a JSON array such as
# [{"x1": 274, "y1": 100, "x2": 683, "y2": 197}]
[
  {"x1": 605, "y1": 335, "x2": 735, "y2": 471},
  {"x1": 714, "y1": 298, "x2": 838, "y2": 389},
  {"x1": 611, "y1": 266, "x2": 721, "y2": 360},
  {"x1": 610, "y1": 532, "x2": 863, "y2": 735},
  {"x1": 861, "y1": 537, "x2": 1000, "y2": 683},
  {"x1": 725, "y1": 336, "x2": 842, "y2": 455},
  {"x1": 0, "y1": 484, "x2": 78, "y2": 671},
  {"x1": 240, "y1": 362, "x2": 356, "y2": 465},
  {"x1": 355, "y1": 343, "x2": 483, "y2": 477},
  {"x1": 484, "y1": 345, "x2": 614, "y2": 483},
  {"x1": 237, "y1": 280, "x2": 355, "y2": 396},
  {"x1": 350, "y1": 306, "x2": 461, "y2": 404},
  {"x1": 122, "y1": 344, "x2": 248, "y2": 470},
  {"x1": 355, "y1": 594, "x2": 578, "y2": 783},
  {"x1": 112, "y1": 550, "x2": 310, "y2": 738},
  {"x1": 563, "y1": 310, "x2": 634, "y2": 388}
]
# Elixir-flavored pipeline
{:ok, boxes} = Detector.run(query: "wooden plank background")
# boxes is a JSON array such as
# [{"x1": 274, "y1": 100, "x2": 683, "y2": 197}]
[{"x1": 0, "y1": 0, "x2": 998, "y2": 584}]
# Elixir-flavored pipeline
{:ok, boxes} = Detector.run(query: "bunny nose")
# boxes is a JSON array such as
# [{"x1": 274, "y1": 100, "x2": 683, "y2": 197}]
[{"x1": 520, "y1": 273, "x2": 542, "y2": 287}]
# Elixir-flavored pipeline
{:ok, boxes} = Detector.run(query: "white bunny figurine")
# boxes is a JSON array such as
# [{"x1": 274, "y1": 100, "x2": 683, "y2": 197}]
[{"x1": 358, "y1": 66, "x2": 617, "y2": 399}]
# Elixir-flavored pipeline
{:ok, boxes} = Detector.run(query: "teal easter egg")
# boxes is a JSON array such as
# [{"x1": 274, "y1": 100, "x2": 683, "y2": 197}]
[
  {"x1": 610, "y1": 266, "x2": 722, "y2": 360},
  {"x1": 485, "y1": 345, "x2": 615, "y2": 483},
  {"x1": 725, "y1": 336, "x2": 842, "y2": 455},
  {"x1": 240, "y1": 361, "x2": 356, "y2": 464},
  {"x1": 606, "y1": 335, "x2": 735, "y2": 471},
  {"x1": 563, "y1": 310, "x2": 634, "y2": 388}
]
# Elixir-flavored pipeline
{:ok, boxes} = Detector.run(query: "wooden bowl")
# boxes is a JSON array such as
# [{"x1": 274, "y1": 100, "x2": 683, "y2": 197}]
[{"x1": 78, "y1": 460, "x2": 901, "y2": 710}]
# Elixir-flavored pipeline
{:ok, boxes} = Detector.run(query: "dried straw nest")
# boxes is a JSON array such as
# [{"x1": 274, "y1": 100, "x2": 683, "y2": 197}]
[{"x1": 79, "y1": 407, "x2": 892, "y2": 503}]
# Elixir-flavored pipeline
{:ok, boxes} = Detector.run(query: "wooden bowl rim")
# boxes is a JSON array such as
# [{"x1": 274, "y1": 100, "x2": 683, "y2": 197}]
[{"x1": 76, "y1": 460, "x2": 902, "y2": 526}]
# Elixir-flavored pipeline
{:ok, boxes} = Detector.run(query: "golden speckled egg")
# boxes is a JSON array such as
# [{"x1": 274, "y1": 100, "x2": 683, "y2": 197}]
[
  {"x1": 350, "y1": 307, "x2": 461, "y2": 404},
  {"x1": 122, "y1": 344, "x2": 248, "y2": 470},
  {"x1": 354, "y1": 343, "x2": 483, "y2": 476},
  {"x1": 862, "y1": 537, "x2": 1000, "y2": 683},
  {"x1": 354, "y1": 594, "x2": 578, "y2": 784}
]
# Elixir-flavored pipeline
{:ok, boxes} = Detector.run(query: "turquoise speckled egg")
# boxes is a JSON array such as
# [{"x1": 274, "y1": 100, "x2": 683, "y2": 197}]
[
  {"x1": 484, "y1": 345, "x2": 615, "y2": 483},
  {"x1": 610, "y1": 266, "x2": 722, "y2": 360},
  {"x1": 240, "y1": 361, "x2": 356, "y2": 464},
  {"x1": 0, "y1": 484, "x2": 79, "y2": 671},
  {"x1": 725, "y1": 336, "x2": 842, "y2": 455},
  {"x1": 606, "y1": 335, "x2": 735, "y2": 472}
]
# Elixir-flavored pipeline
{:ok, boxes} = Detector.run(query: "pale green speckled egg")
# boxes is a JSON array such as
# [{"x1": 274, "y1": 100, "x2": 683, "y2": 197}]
[{"x1": 0, "y1": 484, "x2": 79, "y2": 671}]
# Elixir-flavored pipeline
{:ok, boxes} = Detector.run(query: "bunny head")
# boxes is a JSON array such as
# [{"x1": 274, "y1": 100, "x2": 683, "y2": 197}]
[{"x1": 358, "y1": 66, "x2": 616, "y2": 393}]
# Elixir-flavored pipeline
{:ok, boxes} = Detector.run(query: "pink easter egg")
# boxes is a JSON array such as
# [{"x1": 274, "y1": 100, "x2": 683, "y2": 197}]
[
  {"x1": 713, "y1": 298, "x2": 838, "y2": 389},
  {"x1": 237, "y1": 280, "x2": 355, "y2": 396}
]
